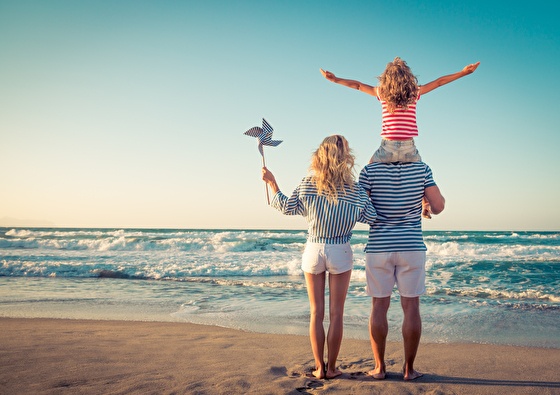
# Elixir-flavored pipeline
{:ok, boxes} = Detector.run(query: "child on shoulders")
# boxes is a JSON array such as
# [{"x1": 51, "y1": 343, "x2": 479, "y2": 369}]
[
  {"x1": 321, "y1": 57, "x2": 479, "y2": 163},
  {"x1": 320, "y1": 57, "x2": 480, "y2": 217}
]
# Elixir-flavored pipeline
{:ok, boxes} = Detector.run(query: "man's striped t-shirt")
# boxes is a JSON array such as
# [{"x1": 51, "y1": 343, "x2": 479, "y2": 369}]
[
  {"x1": 271, "y1": 177, "x2": 377, "y2": 244},
  {"x1": 359, "y1": 162, "x2": 436, "y2": 252}
]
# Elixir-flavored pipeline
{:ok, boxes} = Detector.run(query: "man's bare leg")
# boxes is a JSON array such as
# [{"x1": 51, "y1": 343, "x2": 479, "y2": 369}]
[
  {"x1": 368, "y1": 296, "x2": 390, "y2": 379},
  {"x1": 401, "y1": 296, "x2": 423, "y2": 380}
]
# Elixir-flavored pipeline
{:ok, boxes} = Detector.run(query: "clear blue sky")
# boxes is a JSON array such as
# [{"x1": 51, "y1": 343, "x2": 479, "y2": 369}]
[{"x1": 1, "y1": 0, "x2": 559, "y2": 230}]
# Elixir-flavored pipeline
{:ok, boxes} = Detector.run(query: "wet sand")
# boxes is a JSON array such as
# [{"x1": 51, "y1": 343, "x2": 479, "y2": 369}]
[{"x1": 1, "y1": 317, "x2": 559, "y2": 394}]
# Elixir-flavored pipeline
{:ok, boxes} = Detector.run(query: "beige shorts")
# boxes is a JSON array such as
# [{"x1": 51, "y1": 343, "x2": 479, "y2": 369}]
[
  {"x1": 365, "y1": 251, "x2": 426, "y2": 297},
  {"x1": 301, "y1": 242, "x2": 353, "y2": 274},
  {"x1": 370, "y1": 138, "x2": 421, "y2": 163}
]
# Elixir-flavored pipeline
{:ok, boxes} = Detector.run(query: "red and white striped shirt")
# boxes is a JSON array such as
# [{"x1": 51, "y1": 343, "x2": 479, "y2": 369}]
[{"x1": 378, "y1": 94, "x2": 420, "y2": 140}]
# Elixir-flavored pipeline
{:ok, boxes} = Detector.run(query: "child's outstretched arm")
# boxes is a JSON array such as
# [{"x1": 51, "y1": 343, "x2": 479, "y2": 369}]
[
  {"x1": 419, "y1": 62, "x2": 480, "y2": 95},
  {"x1": 320, "y1": 68, "x2": 377, "y2": 96}
]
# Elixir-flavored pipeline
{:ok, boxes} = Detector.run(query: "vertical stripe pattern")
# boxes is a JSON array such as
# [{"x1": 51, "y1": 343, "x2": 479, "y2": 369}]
[{"x1": 271, "y1": 178, "x2": 377, "y2": 244}]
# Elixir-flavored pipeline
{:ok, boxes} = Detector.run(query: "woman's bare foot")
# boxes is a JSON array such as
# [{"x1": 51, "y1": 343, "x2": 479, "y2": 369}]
[
  {"x1": 311, "y1": 366, "x2": 325, "y2": 379},
  {"x1": 367, "y1": 364, "x2": 386, "y2": 380},
  {"x1": 325, "y1": 367, "x2": 342, "y2": 379}
]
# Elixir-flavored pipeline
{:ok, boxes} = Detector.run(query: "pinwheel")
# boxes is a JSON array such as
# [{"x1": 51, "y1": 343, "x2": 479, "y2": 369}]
[{"x1": 244, "y1": 118, "x2": 282, "y2": 204}]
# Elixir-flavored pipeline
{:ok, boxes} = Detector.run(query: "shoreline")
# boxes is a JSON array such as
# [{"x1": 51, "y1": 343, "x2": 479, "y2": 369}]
[{"x1": 1, "y1": 317, "x2": 559, "y2": 394}]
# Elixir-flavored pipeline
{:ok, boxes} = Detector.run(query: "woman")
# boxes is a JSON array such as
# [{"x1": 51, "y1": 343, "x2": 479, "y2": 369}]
[{"x1": 262, "y1": 134, "x2": 377, "y2": 379}]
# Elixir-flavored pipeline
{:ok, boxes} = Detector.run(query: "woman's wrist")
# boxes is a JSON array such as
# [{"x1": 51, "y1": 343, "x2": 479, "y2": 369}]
[{"x1": 270, "y1": 182, "x2": 279, "y2": 194}]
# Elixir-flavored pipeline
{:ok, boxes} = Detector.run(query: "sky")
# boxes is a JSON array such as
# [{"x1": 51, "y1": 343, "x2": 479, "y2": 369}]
[{"x1": 1, "y1": 0, "x2": 559, "y2": 231}]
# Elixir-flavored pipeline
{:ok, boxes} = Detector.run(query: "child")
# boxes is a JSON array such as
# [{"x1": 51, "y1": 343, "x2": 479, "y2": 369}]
[{"x1": 320, "y1": 57, "x2": 479, "y2": 217}]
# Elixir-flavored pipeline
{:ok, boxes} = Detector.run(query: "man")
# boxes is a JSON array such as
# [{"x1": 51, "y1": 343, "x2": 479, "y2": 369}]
[{"x1": 359, "y1": 160, "x2": 445, "y2": 381}]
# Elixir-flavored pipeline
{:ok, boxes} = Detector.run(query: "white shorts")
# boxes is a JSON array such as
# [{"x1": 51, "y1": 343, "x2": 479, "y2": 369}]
[
  {"x1": 301, "y1": 242, "x2": 353, "y2": 274},
  {"x1": 365, "y1": 251, "x2": 426, "y2": 297}
]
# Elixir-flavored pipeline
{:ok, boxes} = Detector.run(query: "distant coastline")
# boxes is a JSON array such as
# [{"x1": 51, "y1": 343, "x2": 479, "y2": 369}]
[
  {"x1": 0, "y1": 217, "x2": 55, "y2": 227},
  {"x1": 0, "y1": 223, "x2": 558, "y2": 232}
]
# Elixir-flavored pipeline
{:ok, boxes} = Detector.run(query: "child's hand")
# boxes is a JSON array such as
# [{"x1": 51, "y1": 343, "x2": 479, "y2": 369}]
[
  {"x1": 320, "y1": 68, "x2": 336, "y2": 81},
  {"x1": 422, "y1": 202, "x2": 432, "y2": 219},
  {"x1": 463, "y1": 61, "x2": 480, "y2": 75}
]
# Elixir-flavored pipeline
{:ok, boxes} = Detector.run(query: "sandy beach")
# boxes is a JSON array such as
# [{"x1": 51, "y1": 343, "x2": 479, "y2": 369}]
[{"x1": 1, "y1": 318, "x2": 558, "y2": 394}]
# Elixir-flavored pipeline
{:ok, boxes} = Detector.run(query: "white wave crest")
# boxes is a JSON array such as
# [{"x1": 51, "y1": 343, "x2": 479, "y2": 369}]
[{"x1": 427, "y1": 286, "x2": 560, "y2": 303}]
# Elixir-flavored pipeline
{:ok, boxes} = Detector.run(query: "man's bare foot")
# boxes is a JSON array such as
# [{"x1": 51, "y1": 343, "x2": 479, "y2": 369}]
[
  {"x1": 325, "y1": 368, "x2": 342, "y2": 379},
  {"x1": 403, "y1": 367, "x2": 423, "y2": 381},
  {"x1": 367, "y1": 365, "x2": 386, "y2": 380}
]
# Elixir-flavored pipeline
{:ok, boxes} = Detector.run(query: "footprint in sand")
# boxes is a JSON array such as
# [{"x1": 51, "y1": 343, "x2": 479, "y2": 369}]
[
  {"x1": 348, "y1": 371, "x2": 367, "y2": 380},
  {"x1": 269, "y1": 366, "x2": 288, "y2": 376},
  {"x1": 296, "y1": 380, "x2": 324, "y2": 393}
]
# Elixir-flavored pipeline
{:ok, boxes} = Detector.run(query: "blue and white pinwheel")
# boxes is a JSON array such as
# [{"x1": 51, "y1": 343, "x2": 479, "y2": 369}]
[
  {"x1": 244, "y1": 118, "x2": 282, "y2": 204},
  {"x1": 244, "y1": 118, "x2": 282, "y2": 157}
]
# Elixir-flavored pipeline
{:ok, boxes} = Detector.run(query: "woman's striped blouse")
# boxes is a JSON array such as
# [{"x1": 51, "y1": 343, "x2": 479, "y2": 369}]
[{"x1": 271, "y1": 177, "x2": 377, "y2": 244}]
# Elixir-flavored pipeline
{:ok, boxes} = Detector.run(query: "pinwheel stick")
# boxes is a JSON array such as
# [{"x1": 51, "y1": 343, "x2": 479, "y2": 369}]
[{"x1": 261, "y1": 154, "x2": 270, "y2": 204}]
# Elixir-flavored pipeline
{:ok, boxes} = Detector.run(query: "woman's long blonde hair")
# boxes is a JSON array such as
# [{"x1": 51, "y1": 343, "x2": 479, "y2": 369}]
[
  {"x1": 377, "y1": 57, "x2": 419, "y2": 113},
  {"x1": 310, "y1": 135, "x2": 355, "y2": 202}
]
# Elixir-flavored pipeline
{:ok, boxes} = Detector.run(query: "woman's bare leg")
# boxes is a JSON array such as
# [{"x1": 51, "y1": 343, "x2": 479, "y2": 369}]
[
  {"x1": 304, "y1": 271, "x2": 326, "y2": 379},
  {"x1": 325, "y1": 270, "x2": 352, "y2": 379}
]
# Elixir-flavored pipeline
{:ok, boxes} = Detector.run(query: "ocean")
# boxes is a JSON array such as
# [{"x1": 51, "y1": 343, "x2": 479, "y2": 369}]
[{"x1": 1, "y1": 227, "x2": 558, "y2": 348}]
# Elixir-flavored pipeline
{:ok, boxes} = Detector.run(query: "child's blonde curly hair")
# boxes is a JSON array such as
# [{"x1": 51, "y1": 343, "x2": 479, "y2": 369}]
[
  {"x1": 310, "y1": 135, "x2": 356, "y2": 203},
  {"x1": 377, "y1": 57, "x2": 419, "y2": 113}
]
